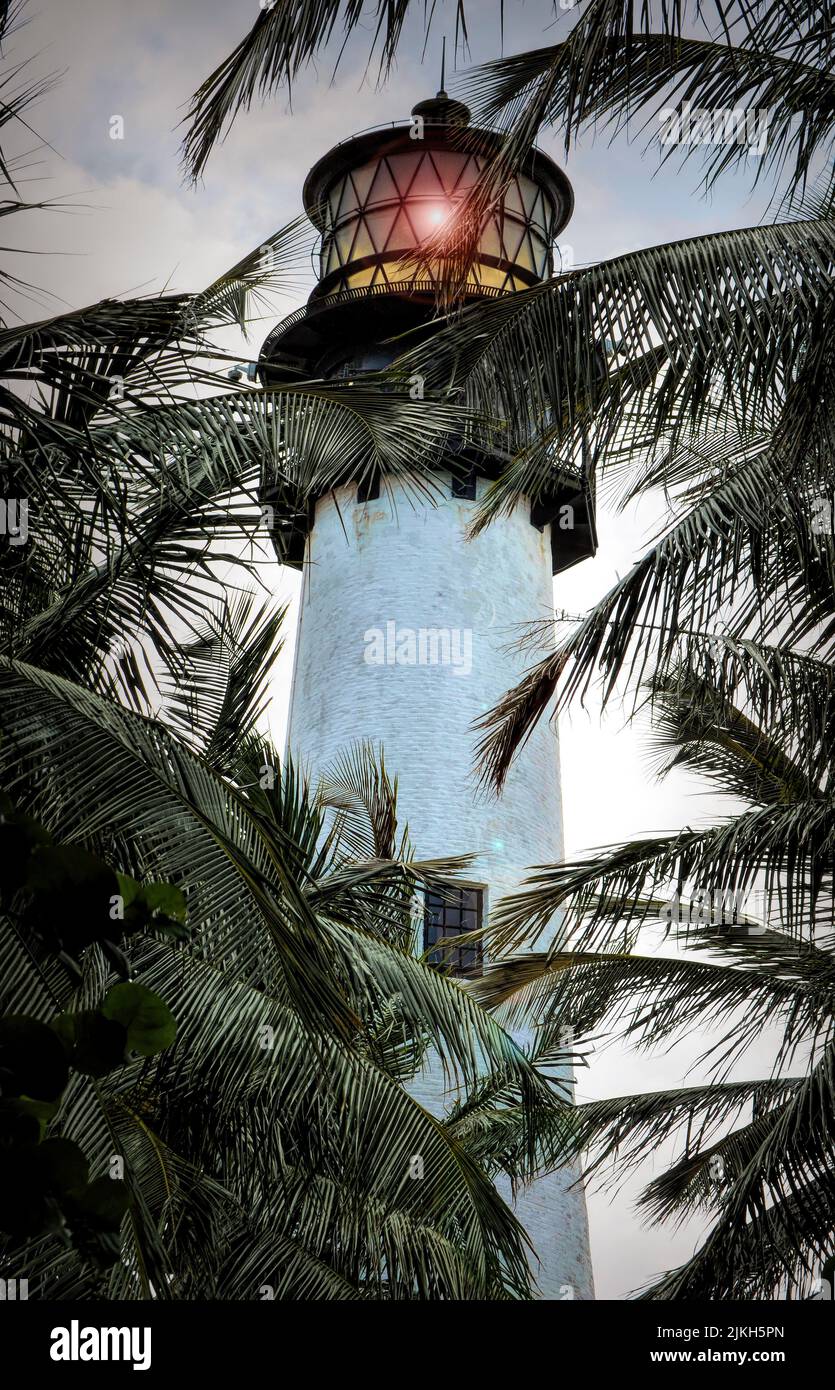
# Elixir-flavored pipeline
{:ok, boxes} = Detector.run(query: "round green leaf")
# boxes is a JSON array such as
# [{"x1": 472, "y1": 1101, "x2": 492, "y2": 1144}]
[
  {"x1": 101, "y1": 983, "x2": 176, "y2": 1057},
  {"x1": 141, "y1": 881, "x2": 187, "y2": 924},
  {"x1": 118, "y1": 877, "x2": 189, "y2": 940},
  {"x1": 24, "y1": 843, "x2": 121, "y2": 953}
]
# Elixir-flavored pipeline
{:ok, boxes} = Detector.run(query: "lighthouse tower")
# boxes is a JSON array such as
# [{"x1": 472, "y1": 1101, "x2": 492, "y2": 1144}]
[{"x1": 260, "y1": 88, "x2": 597, "y2": 1299}]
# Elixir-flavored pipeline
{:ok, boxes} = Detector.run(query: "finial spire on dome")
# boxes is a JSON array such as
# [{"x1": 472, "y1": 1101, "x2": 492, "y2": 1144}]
[{"x1": 411, "y1": 40, "x2": 470, "y2": 128}]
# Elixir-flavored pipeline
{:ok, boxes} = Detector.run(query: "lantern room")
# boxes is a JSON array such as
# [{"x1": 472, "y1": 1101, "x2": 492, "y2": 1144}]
[
  {"x1": 259, "y1": 91, "x2": 574, "y2": 382},
  {"x1": 258, "y1": 88, "x2": 596, "y2": 578},
  {"x1": 309, "y1": 93, "x2": 570, "y2": 298}
]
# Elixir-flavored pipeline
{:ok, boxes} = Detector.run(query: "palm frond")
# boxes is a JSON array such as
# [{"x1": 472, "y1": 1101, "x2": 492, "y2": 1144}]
[
  {"x1": 475, "y1": 449, "x2": 835, "y2": 789},
  {"x1": 464, "y1": 29, "x2": 835, "y2": 201},
  {"x1": 181, "y1": 2, "x2": 420, "y2": 183}
]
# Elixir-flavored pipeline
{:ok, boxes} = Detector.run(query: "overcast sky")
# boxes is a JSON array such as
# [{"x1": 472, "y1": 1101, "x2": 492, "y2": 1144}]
[{"x1": 5, "y1": 0, "x2": 783, "y2": 1298}]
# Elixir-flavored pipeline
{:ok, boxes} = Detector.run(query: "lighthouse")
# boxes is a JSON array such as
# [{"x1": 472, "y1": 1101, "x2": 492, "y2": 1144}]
[{"x1": 259, "y1": 86, "x2": 597, "y2": 1299}]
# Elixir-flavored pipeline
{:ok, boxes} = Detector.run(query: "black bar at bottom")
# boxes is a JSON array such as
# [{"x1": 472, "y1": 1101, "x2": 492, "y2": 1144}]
[{"x1": 0, "y1": 1297, "x2": 830, "y2": 1377}]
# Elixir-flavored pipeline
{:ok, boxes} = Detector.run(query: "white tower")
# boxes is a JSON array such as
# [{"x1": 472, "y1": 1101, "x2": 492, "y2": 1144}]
[{"x1": 260, "y1": 90, "x2": 597, "y2": 1299}]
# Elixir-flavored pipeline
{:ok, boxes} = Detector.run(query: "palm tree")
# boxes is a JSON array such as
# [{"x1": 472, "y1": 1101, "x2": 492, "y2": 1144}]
[
  {"x1": 176, "y1": 0, "x2": 834, "y2": 786},
  {"x1": 424, "y1": 0, "x2": 835, "y2": 778},
  {"x1": 461, "y1": 0, "x2": 834, "y2": 202},
  {"x1": 1, "y1": 329, "x2": 570, "y2": 1295},
  {"x1": 210, "y1": 0, "x2": 835, "y2": 1299},
  {"x1": 470, "y1": 638, "x2": 835, "y2": 1299},
  {"x1": 159, "y1": 0, "x2": 835, "y2": 1298},
  {"x1": 178, "y1": 2, "x2": 833, "y2": 182},
  {"x1": 7, "y1": 0, "x2": 833, "y2": 1299},
  {"x1": 410, "y1": 1, "x2": 835, "y2": 1297},
  {"x1": 0, "y1": 3, "x2": 575, "y2": 1299},
  {"x1": 1, "y1": 695, "x2": 565, "y2": 1297}
]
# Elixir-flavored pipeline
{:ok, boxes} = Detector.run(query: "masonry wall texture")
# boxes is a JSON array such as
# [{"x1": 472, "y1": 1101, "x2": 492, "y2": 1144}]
[{"x1": 285, "y1": 469, "x2": 595, "y2": 1299}]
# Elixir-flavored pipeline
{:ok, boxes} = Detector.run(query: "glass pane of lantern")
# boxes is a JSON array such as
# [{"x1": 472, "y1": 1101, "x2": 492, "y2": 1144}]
[
  {"x1": 434, "y1": 151, "x2": 470, "y2": 194},
  {"x1": 364, "y1": 208, "x2": 399, "y2": 254},
  {"x1": 367, "y1": 159, "x2": 399, "y2": 205},
  {"x1": 406, "y1": 153, "x2": 445, "y2": 198},
  {"x1": 348, "y1": 265, "x2": 377, "y2": 288},
  {"x1": 480, "y1": 219, "x2": 502, "y2": 260},
  {"x1": 476, "y1": 262, "x2": 508, "y2": 290},
  {"x1": 410, "y1": 200, "x2": 452, "y2": 240},
  {"x1": 348, "y1": 218, "x2": 375, "y2": 261},
  {"x1": 384, "y1": 208, "x2": 415, "y2": 251},
  {"x1": 454, "y1": 155, "x2": 482, "y2": 194},
  {"x1": 530, "y1": 188, "x2": 545, "y2": 230},
  {"x1": 501, "y1": 219, "x2": 527, "y2": 263},
  {"x1": 329, "y1": 177, "x2": 352, "y2": 223},
  {"x1": 503, "y1": 179, "x2": 525, "y2": 216},
  {"x1": 530, "y1": 190, "x2": 551, "y2": 236},
  {"x1": 387, "y1": 153, "x2": 422, "y2": 197},
  {"x1": 336, "y1": 178, "x2": 359, "y2": 216},
  {"x1": 516, "y1": 175, "x2": 533, "y2": 216},
  {"x1": 350, "y1": 163, "x2": 377, "y2": 203},
  {"x1": 334, "y1": 223, "x2": 358, "y2": 266},
  {"x1": 532, "y1": 234, "x2": 550, "y2": 277},
  {"x1": 514, "y1": 231, "x2": 536, "y2": 275},
  {"x1": 519, "y1": 175, "x2": 545, "y2": 221}
]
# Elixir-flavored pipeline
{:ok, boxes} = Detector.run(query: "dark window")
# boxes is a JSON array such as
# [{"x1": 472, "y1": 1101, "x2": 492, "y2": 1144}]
[
  {"x1": 451, "y1": 469, "x2": 477, "y2": 500},
  {"x1": 357, "y1": 473, "x2": 380, "y2": 503},
  {"x1": 529, "y1": 500, "x2": 549, "y2": 532},
  {"x1": 423, "y1": 884, "x2": 484, "y2": 977}
]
